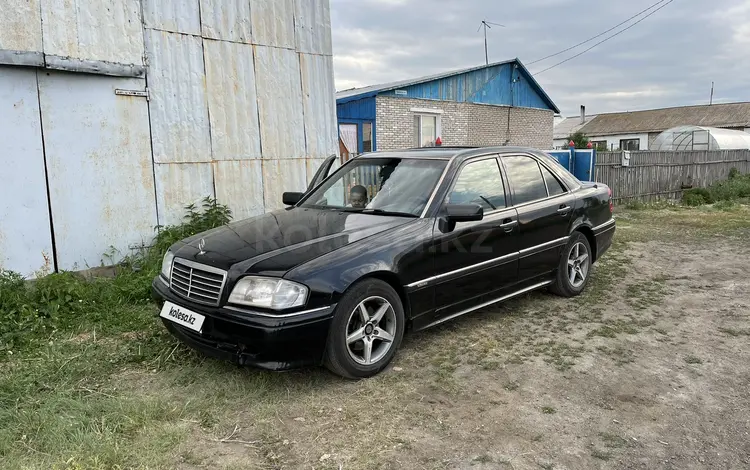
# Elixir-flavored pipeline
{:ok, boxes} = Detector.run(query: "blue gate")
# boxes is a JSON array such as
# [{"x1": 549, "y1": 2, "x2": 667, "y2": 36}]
[{"x1": 545, "y1": 148, "x2": 596, "y2": 182}]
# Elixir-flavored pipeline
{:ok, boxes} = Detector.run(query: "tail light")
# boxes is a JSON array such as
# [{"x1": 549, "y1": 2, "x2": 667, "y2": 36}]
[{"x1": 608, "y1": 187, "x2": 614, "y2": 213}]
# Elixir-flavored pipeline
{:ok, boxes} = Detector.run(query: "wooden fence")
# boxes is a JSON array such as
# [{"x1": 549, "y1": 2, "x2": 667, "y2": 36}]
[{"x1": 593, "y1": 150, "x2": 750, "y2": 203}]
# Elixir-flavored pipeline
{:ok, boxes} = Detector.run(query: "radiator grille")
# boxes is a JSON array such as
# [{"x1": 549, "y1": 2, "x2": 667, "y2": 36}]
[{"x1": 170, "y1": 259, "x2": 226, "y2": 306}]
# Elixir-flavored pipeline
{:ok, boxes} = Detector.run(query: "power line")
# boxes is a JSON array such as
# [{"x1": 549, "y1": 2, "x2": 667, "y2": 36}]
[
  {"x1": 532, "y1": 0, "x2": 675, "y2": 76},
  {"x1": 528, "y1": 0, "x2": 670, "y2": 66}
]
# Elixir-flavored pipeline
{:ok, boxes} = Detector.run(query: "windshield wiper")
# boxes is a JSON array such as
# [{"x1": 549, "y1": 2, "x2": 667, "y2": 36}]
[{"x1": 359, "y1": 208, "x2": 419, "y2": 218}]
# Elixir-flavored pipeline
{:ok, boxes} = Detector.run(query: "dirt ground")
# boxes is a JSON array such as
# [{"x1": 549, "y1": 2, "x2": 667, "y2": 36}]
[
  {"x1": 140, "y1": 207, "x2": 750, "y2": 470},
  {"x1": 5, "y1": 206, "x2": 750, "y2": 470}
]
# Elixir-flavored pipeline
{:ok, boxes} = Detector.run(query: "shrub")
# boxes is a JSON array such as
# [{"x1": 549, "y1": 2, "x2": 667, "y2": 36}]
[
  {"x1": 728, "y1": 167, "x2": 740, "y2": 180},
  {"x1": 0, "y1": 197, "x2": 232, "y2": 354},
  {"x1": 682, "y1": 191, "x2": 706, "y2": 206}
]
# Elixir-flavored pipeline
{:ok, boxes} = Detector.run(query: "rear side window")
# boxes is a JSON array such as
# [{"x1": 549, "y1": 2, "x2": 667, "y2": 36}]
[
  {"x1": 541, "y1": 165, "x2": 567, "y2": 196},
  {"x1": 502, "y1": 156, "x2": 548, "y2": 205},
  {"x1": 448, "y1": 158, "x2": 506, "y2": 212}
]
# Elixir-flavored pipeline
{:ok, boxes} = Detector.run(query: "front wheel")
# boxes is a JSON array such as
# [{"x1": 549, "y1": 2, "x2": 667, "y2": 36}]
[
  {"x1": 324, "y1": 279, "x2": 405, "y2": 379},
  {"x1": 550, "y1": 232, "x2": 592, "y2": 297}
]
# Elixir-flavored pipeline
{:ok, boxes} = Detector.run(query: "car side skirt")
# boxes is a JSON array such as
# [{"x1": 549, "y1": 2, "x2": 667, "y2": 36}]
[{"x1": 414, "y1": 280, "x2": 552, "y2": 331}]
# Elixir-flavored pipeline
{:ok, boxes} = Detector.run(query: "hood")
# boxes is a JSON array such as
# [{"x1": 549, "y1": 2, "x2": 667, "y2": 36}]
[{"x1": 172, "y1": 208, "x2": 415, "y2": 275}]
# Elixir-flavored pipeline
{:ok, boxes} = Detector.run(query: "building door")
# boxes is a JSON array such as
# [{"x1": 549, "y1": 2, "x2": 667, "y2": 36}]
[
  {"x1": 0, "y1": 67, "x2": 55, "y2": 276},
  {"x1": 339, "y1": 123, "x2": 358, "y2": 161},
  {"x1": 37, "y1": 71, "x2": 157, "y2": 271}
]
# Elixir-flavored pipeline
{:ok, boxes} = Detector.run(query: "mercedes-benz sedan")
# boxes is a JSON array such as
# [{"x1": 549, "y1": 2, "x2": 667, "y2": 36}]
[{"x1": 152, "y1": 147, "x2": 615, "y2": 378}]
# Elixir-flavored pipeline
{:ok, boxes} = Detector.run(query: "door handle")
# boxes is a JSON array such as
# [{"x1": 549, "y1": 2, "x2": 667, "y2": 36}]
[
  {"x1": 498, "y1": 219, "x2": 518, "y2": 232},
  {"x1": 557, "y1": 205, "x2": 571, "y2": 216}
]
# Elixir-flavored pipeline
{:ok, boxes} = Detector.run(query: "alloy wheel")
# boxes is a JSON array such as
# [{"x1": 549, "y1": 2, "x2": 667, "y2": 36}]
[
  {"x1": 567, "y1": 242, "x2": 590, "y2": 288},
  {"x1": 345, "y1": 296, "x2": 397, "y2": 365}
]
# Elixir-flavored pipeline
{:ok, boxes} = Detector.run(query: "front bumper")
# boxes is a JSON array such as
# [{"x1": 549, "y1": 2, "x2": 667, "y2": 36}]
[{"x1": 152, "y1": 277, "x2": 335, "y2": 370}]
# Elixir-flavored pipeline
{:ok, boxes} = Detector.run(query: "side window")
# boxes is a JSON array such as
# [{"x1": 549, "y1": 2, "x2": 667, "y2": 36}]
[
  {"x1": 502, "y1": 156, "x2": 548, "y2": 205},
  {"x1": 540, "y1": 165, "x2": 567, "y2": 196},
  {"x1": 448, "y1": 159, "x2": 506, "y2": 212}
]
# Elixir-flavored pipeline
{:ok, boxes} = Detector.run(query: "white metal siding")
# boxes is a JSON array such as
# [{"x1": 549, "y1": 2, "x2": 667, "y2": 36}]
[
  {"x1": 204, "y1": 39, "x2": 261, "y2": 160},
  {"x1": 214, "y1": 160, "x2": 265, "y2": 220},
  {"x1": 250, "y1": 0, "x2": 295, "y2": 49},
  {"x1": 0, "y1": 67, "x2": 54, "y2": 276},
  {"x1": 1, "y1": 0, "x2": 42, "y2": 52},
  {"x1": 154, "y1": 163, "x2": 215, "y2": 226},
  {"x1": 294, "y1": 0, "x2": 332, "y2": 55},
  {"x1": 37, "y1": 72, "x2": 156, "y2": 270},
  {"x1": 41, "y1": 0, "x2": 144, "y2": 65},
  {"x1": 254, "y1": 45, "x2": 305, "y2": 159},
  {"x1": 146, "y1": 29, "x2": 211, "y2": 163},
  {"x1": 262, "y1": 159, "x2": 307, "y2": 211},
  {"x1": 200, "y1": 0, "x2": 252, "y2": 43},
  {"x1": 300, "y1": 53, "x2": 337, "y2": 158},
  {"x1": 142, "y1": 0, "x2": 201, "y2": 35}
]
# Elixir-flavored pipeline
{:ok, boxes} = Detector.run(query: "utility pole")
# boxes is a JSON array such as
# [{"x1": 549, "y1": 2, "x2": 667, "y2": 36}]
[
  {"x1": 477, "y1": 20, "x2": 505, "y2": 65},
  {"x1": 710, "y1": 81, "x2": 714, "y2": 105}
]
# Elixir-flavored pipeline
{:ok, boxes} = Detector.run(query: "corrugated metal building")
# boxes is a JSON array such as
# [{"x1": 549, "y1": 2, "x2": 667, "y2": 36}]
[
  {"x1": 0, "y1": 0, "x2": 337, "y2": 277},
  {"x1": 335, "y1": 59, "x2": 559, "y2": 158}
]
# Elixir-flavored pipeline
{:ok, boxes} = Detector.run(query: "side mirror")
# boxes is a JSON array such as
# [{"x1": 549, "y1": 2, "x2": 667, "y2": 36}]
[
  {"x1": 444, "y1": 204, "x2": 484, "y2": 222},
  {"x1": 282, "y1": 192, "x2": 304, "y2": 206}
]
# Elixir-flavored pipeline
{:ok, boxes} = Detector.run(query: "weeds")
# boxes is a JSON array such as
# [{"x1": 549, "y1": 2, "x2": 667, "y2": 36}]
[
  {"x1": 682, "y1": 171, "x2": 750, "y2": 206},
  {"x1": 0, "y1": 197, "x2": 232, "y2": 356}
]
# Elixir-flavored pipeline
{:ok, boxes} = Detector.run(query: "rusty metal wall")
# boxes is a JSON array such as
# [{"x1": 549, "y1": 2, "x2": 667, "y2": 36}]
[
  {"x1": 41, "y1": 0, "x2": 144, "y2": 65},
  {"x1": 37, "y1": 72, "x2": 157, "y2": 270},
  {"x1": 0, "y1": 0, "x2": 42, "y2": 52},
  {"x1": 142, "y1": 0, "x2": 201, "y2": 35},
  {"x1": 250, "y1": 0, "x2": 295, "y2": 48},
  {"x1": 200, "y1": 0, "x2": 252, "y2": 43},
  {"x1": 262, "y1": 159, "x2": 308, "y2": 211},
  {"x1": 214, "y1": 161, "x2": 265, "y2": 220},
  {"x1": 0, "y1": 67, "x2": 54, "y2": 276},
  {"x1": 146, "y1": 29, "x2": 211, "y2": 164},
  {"x1": 254, "y1": 45, "x2": 306, "y2": 159},
  {"x1": 300, "y1": 53, "x2": 338, "y2": 159},
  {"x1": 154, "y1": 163, "x2": 215, "y2": 226},
  {"x1": 295, "y1": 0, "x2": 332, "y2": 55},
  {"x1": 204, "y1": 39, "x2": 261, "y2": 160}
]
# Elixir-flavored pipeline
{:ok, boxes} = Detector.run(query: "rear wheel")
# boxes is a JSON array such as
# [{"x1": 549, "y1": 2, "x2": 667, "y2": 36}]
[
  {"x1": 550, "y1": 231, "x2": 592, "y2": 297},
  {"x1": 324, "y1": 279, "x2": 405, "y2": 379}
]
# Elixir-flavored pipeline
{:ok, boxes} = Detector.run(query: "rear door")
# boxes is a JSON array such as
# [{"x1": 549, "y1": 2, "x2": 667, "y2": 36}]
[
  {"x1": 415, "y1": 156, "x2": 519, "y2": 329},
  {"x1": 501, "y1": 154, "x2": 575, "y2": 283}
]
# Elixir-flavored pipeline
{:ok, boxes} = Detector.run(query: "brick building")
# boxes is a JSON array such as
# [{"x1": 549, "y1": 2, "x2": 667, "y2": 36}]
[{"x1": 335, "y1": 59, "x2": 559, "y2": 159}]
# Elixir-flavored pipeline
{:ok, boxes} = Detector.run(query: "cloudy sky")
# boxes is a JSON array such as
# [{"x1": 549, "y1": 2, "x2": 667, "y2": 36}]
[{"x1": 329, "y1": 0, "x2": 750, "y2": 117}]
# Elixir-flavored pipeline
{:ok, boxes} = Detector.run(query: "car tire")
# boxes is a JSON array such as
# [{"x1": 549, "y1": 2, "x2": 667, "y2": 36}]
[
  {"x1": 324, "y1": 279, "x2": 405, "y2": 379},
  {"x1": 550, "y1": 231, "x2": 593, "y2": 298}
]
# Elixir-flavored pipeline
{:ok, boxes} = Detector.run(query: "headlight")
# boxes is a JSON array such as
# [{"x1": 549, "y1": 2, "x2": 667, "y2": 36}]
[
  {"x1": 161, "y1": 251, "x2": 175, "y2": 280},
  {"x1": 228, "y1": 277, "x2": 308, "y2": 310}
]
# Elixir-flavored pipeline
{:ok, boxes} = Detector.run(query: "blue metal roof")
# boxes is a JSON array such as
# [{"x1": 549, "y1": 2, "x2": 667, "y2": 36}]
[{"x1": 336, "y1": 58, "x2": 559, "y2": 114}]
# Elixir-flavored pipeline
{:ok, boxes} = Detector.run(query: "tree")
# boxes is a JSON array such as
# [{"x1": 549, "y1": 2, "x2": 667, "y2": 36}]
[{"x1": 564, "y1": 131, "x2": 590, "y2": 149}]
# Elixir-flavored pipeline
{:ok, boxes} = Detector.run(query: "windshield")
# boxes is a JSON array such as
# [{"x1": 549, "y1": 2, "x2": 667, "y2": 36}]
[{"x1": 301, "y1": 158, "x2": 447, "y2": 216}]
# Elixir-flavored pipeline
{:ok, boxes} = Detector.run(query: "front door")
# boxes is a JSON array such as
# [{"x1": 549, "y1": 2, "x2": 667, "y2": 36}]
[
  {"x1": 501, "y1": 155, "x2": 575, "y2": 282},
  {"x1": 415, "y1": 156, "x2": 519, "y2": 329}
]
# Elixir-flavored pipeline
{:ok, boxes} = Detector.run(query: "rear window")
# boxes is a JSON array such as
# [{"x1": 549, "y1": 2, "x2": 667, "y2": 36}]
[{"x1": 502, "y1": 156, "x2": 548, "y2": 205}]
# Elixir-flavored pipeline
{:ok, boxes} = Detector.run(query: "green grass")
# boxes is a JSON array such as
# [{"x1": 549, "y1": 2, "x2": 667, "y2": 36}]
[
  {"x1": 1, "y1": 201, "x2": 748, "y2": 468},
  {"x1": 682, "y1": 171, "x2": 750, "y2": 206}
]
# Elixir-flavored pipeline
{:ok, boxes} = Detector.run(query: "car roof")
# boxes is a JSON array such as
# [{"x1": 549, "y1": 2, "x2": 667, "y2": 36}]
[{"x1": 356, "y1": 146, "x2": 550, "y2": 161}]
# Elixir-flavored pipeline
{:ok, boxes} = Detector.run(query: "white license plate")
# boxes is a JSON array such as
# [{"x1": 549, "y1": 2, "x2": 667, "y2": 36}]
[{"x1": 160, "y1": 301, "x2": 205, "y2": 333}]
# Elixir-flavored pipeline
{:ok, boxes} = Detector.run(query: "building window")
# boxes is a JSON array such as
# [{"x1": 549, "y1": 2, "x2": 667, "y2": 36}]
[
  {"x1": 413, "y1": 114, "x2": 441, "y2": 147},
  {"x1": 620, "y1": 139, "x2": 640, "y2": 151},
  {"x1": 591, "y1": 140, "x2": 608, "y2": 151},
  {"x1": 362, "y1": 122, "x2": 372, "y2": 152}
]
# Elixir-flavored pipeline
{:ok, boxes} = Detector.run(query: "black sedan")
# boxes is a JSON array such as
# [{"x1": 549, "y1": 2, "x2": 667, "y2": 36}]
[{"x1": 152, "y1": 147, "x2": 615, "y2": 378}]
